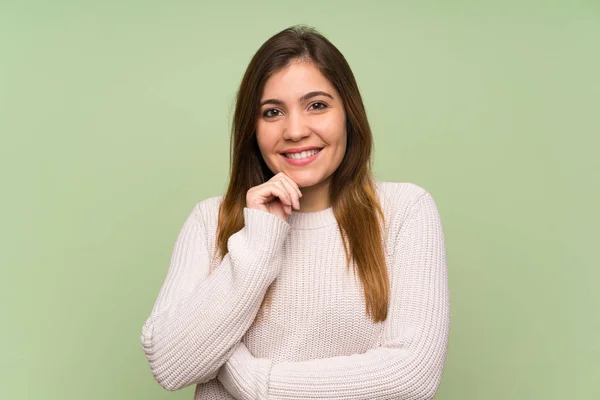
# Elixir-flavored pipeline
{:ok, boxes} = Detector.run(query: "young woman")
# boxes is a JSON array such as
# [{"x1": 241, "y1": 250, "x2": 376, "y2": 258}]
[{"x1": 141, "y1": 25, "x2": 450, "y2": 399}]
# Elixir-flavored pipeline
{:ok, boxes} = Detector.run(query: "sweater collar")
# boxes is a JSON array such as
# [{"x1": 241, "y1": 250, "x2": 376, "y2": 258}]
[
  {"x1": 285, "y1": 180, "x2": 384, "y2": 230},
  {"x1": 287, "y1": 206, "x2": 337, "y2": 230}
]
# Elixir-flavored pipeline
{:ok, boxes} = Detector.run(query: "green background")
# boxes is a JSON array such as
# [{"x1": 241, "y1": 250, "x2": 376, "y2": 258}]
[{"x1": 2, "y1": 1, "x2": 599, "y2": 399}]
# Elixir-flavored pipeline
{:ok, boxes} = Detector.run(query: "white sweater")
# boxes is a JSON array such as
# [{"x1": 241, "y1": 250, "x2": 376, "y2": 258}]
[{"x1": 141, "y1": 181, "x2": 450, "y2": 399}]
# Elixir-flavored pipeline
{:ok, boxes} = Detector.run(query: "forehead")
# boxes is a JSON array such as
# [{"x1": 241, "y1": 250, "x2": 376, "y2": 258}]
[{"x1": 261, "y1": 61, "x2": 336, "y2": 98}]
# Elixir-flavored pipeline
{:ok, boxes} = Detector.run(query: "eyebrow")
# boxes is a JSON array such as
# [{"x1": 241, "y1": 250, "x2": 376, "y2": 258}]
[{"x1": 259, "y1": 91, "x2": 334, "y2": 107}]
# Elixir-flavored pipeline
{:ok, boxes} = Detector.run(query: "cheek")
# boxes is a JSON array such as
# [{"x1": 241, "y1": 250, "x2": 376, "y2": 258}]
[
  {"x1": 334, "y1": 120, "x2": 348, "y2": 163},
  {"x1": 256, "y1": 126, "x2": 273, "y2": 152},
  {"x1": 255, "y1": 128, "x2": 279, "y2": 167},
  {"x1": 316, "y1": 112, "x2": 346, "y2": 141},
  {"x1": 340, "y1": 132, "x2": 348, "y2": 153},
  {"x1": 330, "y1": 116, "x2": 347, "y2": 151}
]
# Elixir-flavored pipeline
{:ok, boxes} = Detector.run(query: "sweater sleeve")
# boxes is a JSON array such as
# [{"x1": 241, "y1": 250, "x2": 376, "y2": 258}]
[
  {"x1": 218, "y1": 191, "x2": 450, "y2": 400},
  {"x1": 140, "y1": 203, "x2": 290, "y2": 392}
]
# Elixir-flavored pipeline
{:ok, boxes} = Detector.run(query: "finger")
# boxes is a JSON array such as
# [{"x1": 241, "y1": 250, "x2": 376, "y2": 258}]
[
  {"x1": 276, "y1": 176, "x2": 301, "y2": 210},
  {"x1": 276, "y1": 172, "x2": 302, "y2": 199},
  {"x1": 267, "y1": 181, "x2": 293, "y2": 207},
  {"x1": 272, "y1": 181, "x2": 294, "y2": 207},
  {"x1": 261, "y1": 185, "x2": 291, "y2": 215}
]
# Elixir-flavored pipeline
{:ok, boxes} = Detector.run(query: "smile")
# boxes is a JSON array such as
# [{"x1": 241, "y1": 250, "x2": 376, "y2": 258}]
[
  {"x1": 283, "y1": 148, "x2": 322, "y2": 159},
  {"x1": 281, "y1": 148, "x2": 322, "y2": 166}
]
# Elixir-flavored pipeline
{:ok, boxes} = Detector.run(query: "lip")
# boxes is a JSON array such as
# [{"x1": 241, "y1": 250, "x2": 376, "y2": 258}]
[
  {"x1": 281, "y1": 148, "x2": 322, "y2": 166},
  {"x1": 280, "y1": 146, "x2": 323, "y2": 154}
]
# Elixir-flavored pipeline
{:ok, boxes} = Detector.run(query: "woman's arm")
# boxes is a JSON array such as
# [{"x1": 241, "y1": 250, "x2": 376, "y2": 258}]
[
  {"x1": 141, "y1": 200, "x2": 290, "y2": 391},
  {"x1": 218, "y1": 191, "x2": 450, "y2": 399}
]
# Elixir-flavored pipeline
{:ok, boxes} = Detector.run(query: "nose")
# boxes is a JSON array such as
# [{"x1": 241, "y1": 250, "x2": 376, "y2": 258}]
[{"x1": 282, "y1": 110, "x2": 310, "y2": 142}]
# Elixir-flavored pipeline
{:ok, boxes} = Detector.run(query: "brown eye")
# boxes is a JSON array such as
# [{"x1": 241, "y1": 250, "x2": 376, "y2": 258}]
[
  {"x1": 309, "y1": 102, "x2": 327, "y2": 111},
  {"x1": 263, "y1": 109, "x2": 282, "y2": 118}
]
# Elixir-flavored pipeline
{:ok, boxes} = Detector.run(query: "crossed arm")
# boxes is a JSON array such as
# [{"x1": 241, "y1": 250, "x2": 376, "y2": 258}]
[
  {"x1": 218, "y1": 192, "x2": 451, "y2": 399},
  {"x1": 140, "y1": 203, "x2": 291, "y2": 391}
]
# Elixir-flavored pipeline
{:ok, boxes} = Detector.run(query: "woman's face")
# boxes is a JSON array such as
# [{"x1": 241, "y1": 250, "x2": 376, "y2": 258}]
[{"x1": 256, "y1": 60, "x2": 347, "y2": 189}]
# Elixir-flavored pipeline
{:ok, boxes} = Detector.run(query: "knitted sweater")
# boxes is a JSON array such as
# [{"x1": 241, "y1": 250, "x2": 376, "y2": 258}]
[{"x1": 140, "y1": 181, "x2": 450, "y2": 399}]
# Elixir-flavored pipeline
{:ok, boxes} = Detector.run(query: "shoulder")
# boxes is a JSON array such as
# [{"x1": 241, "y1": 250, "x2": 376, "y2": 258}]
[
  {"x1": 374, "y1": 180, "x2": 432, "y2": 219},
  {"x1": 194, "y1": 194, "x2": 225, "y2": 214},
  {"x1": 182, "y1": 195, "x2": 225, "y2": 257},
  {"x1": 375, "y1": 180, "x2": 428, "y2": 202},
  {"x1": 374, "y1": 180, "x2": 441, "y2": 251},
  {"x1": 192, "y1": 195, "x2": 225, "y2": 226}
]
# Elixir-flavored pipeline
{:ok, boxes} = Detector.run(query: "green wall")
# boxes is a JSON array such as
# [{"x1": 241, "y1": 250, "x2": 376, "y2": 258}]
[{"x1": 2, "y1": 1, "x2": 598, "y2": 399}]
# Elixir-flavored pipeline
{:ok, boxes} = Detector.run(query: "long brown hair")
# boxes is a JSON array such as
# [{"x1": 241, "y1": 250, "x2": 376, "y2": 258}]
[{"x1": 214, "y1": 25, "x2": 389, "y2": 323}]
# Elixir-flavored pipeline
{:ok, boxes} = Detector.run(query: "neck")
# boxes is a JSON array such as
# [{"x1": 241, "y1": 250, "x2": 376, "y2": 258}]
[{"x1": 298, "y1": 178, "x2": 331, "y2": 212}]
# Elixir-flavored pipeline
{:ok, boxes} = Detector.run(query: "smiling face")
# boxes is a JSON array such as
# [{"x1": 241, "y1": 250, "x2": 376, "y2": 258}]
[{"x1": 256, "y1": 60, "x2": 347, "y2": 190}]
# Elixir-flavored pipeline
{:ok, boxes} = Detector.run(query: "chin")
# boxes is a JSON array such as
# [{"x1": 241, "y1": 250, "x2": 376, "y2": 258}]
[
  {"x1": 297, "y1": 181, "x2": 318, "y2": 189},
  {"x1": 287, "y1": 171, "x2": 328, "y2": 189},
  {"x1": 288, "y1": 175, "x2": 315, "y2": 188}
]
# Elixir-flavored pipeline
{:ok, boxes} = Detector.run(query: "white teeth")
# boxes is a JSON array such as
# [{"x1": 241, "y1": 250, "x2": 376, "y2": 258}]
[{"x1": 285, "y1": 149, "x2": 320, "y2": 160}]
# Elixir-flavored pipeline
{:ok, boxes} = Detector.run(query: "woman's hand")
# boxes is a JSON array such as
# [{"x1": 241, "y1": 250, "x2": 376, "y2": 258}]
[{"x1": 246, "y1": 172, "x2": 302, "y2": 223}]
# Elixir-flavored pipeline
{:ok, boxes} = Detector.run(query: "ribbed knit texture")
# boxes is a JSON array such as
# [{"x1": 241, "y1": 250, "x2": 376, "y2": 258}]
[{"x1": 141, "y1": 181, "x2": 450, "y2": 399}]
